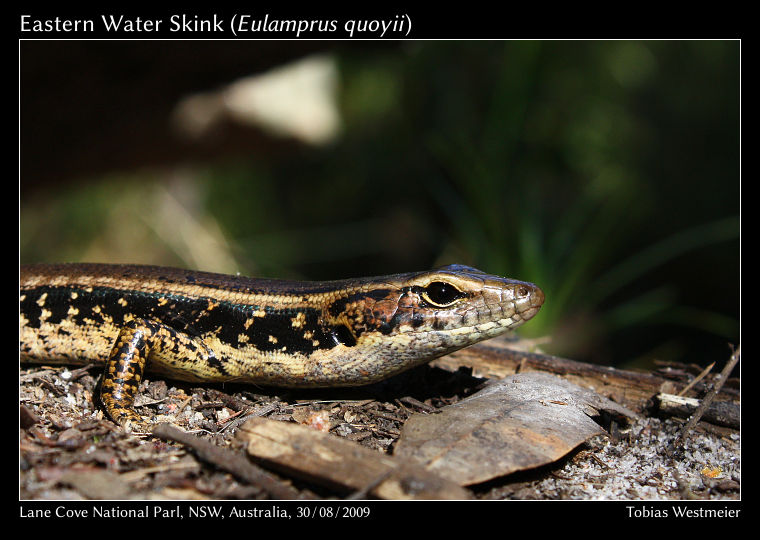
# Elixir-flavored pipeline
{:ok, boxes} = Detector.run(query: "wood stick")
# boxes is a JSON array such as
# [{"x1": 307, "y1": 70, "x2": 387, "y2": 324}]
[
  {"x1": 236, "y1": 417, "x2": 471, "y2": 499},
  {"x1": 653, "y1": 393, "x2": 740, "y2": 429},
  {"x1": 677, "y1": 362, "x2": 715, "y2": 396},
  {"x1": 152, "y1": 423, "x2": 305, "y2": 499},
  {"x1": 670, "y1": 345, "x2": 740, "y2": 451},
  {"x1": 433, "y1": 341, "x2": 739, "y2": 410}
]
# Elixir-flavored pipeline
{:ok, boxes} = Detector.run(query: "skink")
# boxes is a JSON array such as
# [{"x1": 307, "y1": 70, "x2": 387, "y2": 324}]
[{"x1": 20, "y1": 263, "x2": 544, "y2": 427}]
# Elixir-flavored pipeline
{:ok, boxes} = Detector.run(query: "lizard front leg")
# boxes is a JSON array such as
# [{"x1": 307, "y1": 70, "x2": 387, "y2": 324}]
[
  {"x1": 100, "y1": 318, "x2": 220, "y2": 429},
  {"x1": 99, "y1": 319, "x2": 161, "y2": 428}
]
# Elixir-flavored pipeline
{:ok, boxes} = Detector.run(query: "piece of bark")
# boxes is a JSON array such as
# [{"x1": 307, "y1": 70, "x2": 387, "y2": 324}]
[
  {"x1": 20, "y1": 405, "x2": 41, "y2": 429},
  {"x1": 652, "y1": 393, "x2": 740, "y2": 429},
  {"x1": 152, "y1": 423, "x2": 303, "y2": 500},
  {"x1": 236, "y1": 417, "x2": 471, "y2": 500},
  {"x1": 394, "y1": 372, "x2": 637, "y2": 486},
  {"x1": 59, "y1": 468, "x2": 133, "y2": 499},
  {"x1": 433, "y1": 340, "x2": 739, "y2": 410}
]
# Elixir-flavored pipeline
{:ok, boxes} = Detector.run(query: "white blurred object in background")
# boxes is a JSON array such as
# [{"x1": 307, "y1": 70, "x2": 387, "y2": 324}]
[{"x1": 172, "y1": 54, "x2": 341, "y2": 146}]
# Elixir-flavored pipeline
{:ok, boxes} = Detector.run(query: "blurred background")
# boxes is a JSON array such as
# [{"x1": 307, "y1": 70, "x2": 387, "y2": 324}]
[{"x1": 20, "y1": 41, "x2": 740, "y2": 371}]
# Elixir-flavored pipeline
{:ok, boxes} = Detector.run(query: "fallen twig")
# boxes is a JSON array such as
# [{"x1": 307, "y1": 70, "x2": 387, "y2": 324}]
[
  {"x1": 151, "y1": 423, "x2": 306, "y2": 500},
  {"x1": 669, "y1": 345, "x2": 740, "y2": 453},
  {"x1": 653, "y1": 393, "x2": 739, "y2": 429},
  {"x1": 677, "y1": 362, "x2": 715, "y2": 397},
  {"x1": 398, "y1": 396, "x2": 436, "y2": 413}
]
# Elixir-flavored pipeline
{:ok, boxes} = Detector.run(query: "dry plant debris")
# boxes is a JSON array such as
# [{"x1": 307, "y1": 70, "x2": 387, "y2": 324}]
[
  {"x1": 394, "y1": 372, "x2": 637, "y2": 485},
  {"x1": 236, "y1": 417, "x2": 470, "y2": 499},
  {"x1": 19, "y1": 341, "x2": 740, "y2": 500}
]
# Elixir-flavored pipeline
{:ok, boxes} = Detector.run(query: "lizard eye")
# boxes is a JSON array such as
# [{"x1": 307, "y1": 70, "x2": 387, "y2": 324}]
[{"x1": 421, "y1": 281, "x2": 464, "y2": 307}]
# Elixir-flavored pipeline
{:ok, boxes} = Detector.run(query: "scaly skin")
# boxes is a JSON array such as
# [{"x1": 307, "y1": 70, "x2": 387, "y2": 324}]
[{"x1": 20, "y1": 263, "x2": 544, "y2": 427}]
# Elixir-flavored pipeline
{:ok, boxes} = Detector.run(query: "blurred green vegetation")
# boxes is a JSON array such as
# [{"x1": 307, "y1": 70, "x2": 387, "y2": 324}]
[{"x1": 20, "y1": 41, "x2": 740, "y2": 370}]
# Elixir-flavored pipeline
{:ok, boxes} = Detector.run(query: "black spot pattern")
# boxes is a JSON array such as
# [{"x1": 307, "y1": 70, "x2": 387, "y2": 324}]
[{"x1": 20, "y1": 285, "x2": 338, "y2": 357}]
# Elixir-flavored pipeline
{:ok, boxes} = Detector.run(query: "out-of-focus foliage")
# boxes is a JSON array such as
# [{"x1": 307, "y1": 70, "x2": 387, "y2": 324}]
[{"x1": 20, "y1": 41, "x2": 739, "y2": 370}]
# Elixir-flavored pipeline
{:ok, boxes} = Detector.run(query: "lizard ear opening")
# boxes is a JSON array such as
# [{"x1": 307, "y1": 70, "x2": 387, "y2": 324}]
[{"x1": 331, "y1": 324, "x2": 357, "y2": 347}]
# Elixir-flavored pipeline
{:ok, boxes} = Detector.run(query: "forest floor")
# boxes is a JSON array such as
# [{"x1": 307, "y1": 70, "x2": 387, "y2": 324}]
[{"x1": 19, "y1": 341, "x2": 740, "y2": 501}]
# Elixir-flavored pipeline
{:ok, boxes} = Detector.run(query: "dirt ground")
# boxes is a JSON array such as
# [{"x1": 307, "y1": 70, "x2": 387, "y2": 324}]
[{"x1": 19, "y1": 359, "x2": 740, "y2": 500}]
